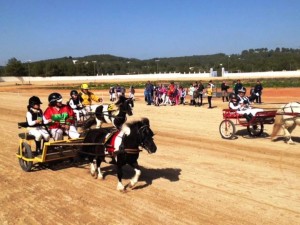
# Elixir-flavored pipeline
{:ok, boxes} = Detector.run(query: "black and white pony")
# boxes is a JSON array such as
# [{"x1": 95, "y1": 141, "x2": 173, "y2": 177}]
[
  {"x1": 87, "y1": 95, "x2": 134, "y2": 129},
  {"x1": 80, "y1": 117, "x2": 157, "y2": 191}
]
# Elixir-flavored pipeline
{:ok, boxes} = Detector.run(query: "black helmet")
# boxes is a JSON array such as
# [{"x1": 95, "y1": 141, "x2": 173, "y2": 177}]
[
  {"x1": 48, "y1": 92, "x2": 62, "y2": 105},
  {"x1": 29, "y1": 96, "x2": 42, "y2": 107},
  {"x1": 238, "y1": 87, "x2": 246, "y2": 93},
  {"x1": 230, "y1": 94, "x2": 237, "y2": 99},
  {"x1": 230, "y1": 93, "x2": 237, "y2": 100},
  {"x1": 70, "y1": 90, "x2": 78, "y2": 96}
]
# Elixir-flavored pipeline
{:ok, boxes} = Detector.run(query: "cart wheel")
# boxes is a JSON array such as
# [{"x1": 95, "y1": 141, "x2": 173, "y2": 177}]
[
  {"x1": 247, "y1": 122, "x2": 264, "y2": 136},
  {"x1": 219, "y1": 120, "x2": 236, "y2": 139},
  {"x1": 18, "y1": 142, "x2": 33, "y2": 172}
]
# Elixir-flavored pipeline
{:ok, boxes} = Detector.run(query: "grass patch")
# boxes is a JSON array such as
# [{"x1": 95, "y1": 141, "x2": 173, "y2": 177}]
[{"x1": 40, "y1": 77, "x2": 300, "y2": 90}]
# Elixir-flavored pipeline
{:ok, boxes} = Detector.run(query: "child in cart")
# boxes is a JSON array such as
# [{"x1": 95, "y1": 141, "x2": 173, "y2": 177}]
[
  {"x1": 26, "y1": 96, "x2": 51, "y2": 155},
  {"x1": 79, "y1": 83, "x2": 102, "y2": 113},
  {"x1": 44, "y1": 92, "x2": 80, "y2": 141},
  {"x1": 68, "y1": 90, "x2": 87, "y2": 123},
  {"x1": 229, "y1": 91, "x2": 263, "y2": 122}
]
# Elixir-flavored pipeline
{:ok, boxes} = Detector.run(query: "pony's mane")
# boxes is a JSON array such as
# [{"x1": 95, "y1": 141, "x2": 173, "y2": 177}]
[
  {"x1": 115, "y1": 95, "x2": 126, "y2": 106},
  {"x1": 124, "y1": 117, "x2": 150, "y2": 127},
  {"x1": 82, "y1": 116, "x2": 96, "y2": 130}
]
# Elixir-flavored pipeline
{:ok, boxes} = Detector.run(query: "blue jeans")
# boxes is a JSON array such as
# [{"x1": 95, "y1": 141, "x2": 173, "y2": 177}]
[{"x1": 145, "y1": 92, "x2": 152, "y2": 105}]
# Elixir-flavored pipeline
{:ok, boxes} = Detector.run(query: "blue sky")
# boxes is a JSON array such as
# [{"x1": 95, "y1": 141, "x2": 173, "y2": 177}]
[{"x1": 0, "y1": 0, "x2": 299, "y2": 65}]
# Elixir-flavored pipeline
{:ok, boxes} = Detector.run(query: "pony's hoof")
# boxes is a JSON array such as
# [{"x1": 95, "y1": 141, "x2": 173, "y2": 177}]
[
  {"x1": 97, "y1": 173, "x2": 104, "y2": 179},
  {"x1": 129, "y1": 180, "x2": 137, "y2": 188},
  {"x1": 90, "y1": 163, "x2": 96, "y2": 176},
  {"x1": 117, "y1": 182, "x2": 125, "y2": 191}
]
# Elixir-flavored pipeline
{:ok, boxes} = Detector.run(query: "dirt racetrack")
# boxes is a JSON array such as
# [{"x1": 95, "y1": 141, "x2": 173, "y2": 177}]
[{"x1": 0, "y1": 82, "x2": 299, "y2": 225}]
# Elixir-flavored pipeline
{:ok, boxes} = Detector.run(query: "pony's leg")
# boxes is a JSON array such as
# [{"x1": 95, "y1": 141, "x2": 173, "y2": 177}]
[
  {"x1": 96, "y1": 159, "x2": 104, "y2": 179},
  {"x1": 90, "y1": 159, "x2": 97, "y2": 177},
  {"x1": 116, "y1": 165, "x2": 125, "y2": 191},
  {"x1": 271, "y1": 124, "x2": 281, "y2": 141},
  {"x1": 286, "y1": 123, "x2": 296, "y2": 144},
  {"x1": 128, "y1": 163, "x2": 141, "y2": 188},
  {"x1": 129, "y1": 168, "x2": 141, "y2": 188},
  {"x1": 271, "y1": 113, "x2": 285, "y2": 142},
  {"x1": 95, "y1": 118, "x2": 102, "y2": 129},
  {"x1": 282, "y1": 126, "x2": 293, "y2": 144}
]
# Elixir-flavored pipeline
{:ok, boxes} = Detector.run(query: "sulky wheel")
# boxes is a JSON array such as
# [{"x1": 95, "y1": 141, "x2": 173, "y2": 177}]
[
  {"x1": 219, "y1": 120, "x2": 236, "y2": 139},
  {"x1": 247, "y1": 122, "x2": 264, "y2": 137},
  {"x1": 18, "y1": 142, "x2": 33, "y2": 172}
]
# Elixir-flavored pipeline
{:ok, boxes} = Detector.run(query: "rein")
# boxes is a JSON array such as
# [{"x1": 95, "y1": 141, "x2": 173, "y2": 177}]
[
  {"x1": 281, "y1": 104, "x2": 300, "y2": 118},
  {"x1": 137, "y1": 125, "x2": 153, "y2": 149},
  {"x1": 124, "y1": 148, "x2": 142, "y2": 154},
  {"x1": 100, "y1": 113, "x2": 124, "y2": 119}
]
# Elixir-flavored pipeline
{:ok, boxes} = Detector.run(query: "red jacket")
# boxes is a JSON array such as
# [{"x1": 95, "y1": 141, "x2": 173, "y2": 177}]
[{"x1": 44, "y1": 105, "x2": 75, "y2": 129}]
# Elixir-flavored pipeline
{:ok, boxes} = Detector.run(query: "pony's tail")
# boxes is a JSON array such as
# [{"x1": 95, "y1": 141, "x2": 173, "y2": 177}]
[
  {"x1": 271, "y1": 113, "x2": 283, "y2": 141},
  {"x1": 82, "y1": 116, "x2": 96, "y2": 130}
]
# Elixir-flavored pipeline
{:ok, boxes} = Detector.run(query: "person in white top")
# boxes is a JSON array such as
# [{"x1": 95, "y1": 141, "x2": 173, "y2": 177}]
[
  {"x1": 229, "y1": 91, "x2": 263, "y2": 122},
  {"x1": 26, "y1": 96, "x2": 50, "y2": 154},
  {"x1": 68, "y1": 90, "x2": 87, "y2": 121}
]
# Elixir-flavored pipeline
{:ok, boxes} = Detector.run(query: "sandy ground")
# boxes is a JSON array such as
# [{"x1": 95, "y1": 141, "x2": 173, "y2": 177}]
[{"x1": 0, "y1": 83, "x2": 299, "y2": 225}]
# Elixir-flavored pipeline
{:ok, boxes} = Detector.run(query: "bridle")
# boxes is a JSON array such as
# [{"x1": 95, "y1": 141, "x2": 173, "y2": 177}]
[{"x1": 137, "y1": 125, "x2": 154, "y2": 149}]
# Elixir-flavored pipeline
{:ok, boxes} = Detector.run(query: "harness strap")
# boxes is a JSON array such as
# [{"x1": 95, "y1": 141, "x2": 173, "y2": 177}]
[
  {"x1": 100, "y1": 113, "x2": 123, "y2": 119},
  {"x1": 124, "y1": 148, "x2": 142, "y2": 154}
]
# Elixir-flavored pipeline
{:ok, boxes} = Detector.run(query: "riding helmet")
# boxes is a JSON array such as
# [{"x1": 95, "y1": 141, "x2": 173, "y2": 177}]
[
  {"x1": 81, "y1": 83, "x2": 89, "y2": 89},
  {"x1": 238, "y1": 87, "x2": 246, "y2": 93},
  {"x1": 48, "y1": 92, "x2": 63, "y2": 105},
  {"x1": 28, "y1": 96, "x2": 42, "y2": 107},
  {"x1": 230, "y1": 93, "x2": 237, "y2": 100},
  {"x1": 70, "y1": 90, "x2": 78, "y2": 96}
]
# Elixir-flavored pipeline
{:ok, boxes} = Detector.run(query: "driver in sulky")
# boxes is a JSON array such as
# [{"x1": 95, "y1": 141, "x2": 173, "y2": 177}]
[{"x1": 229, "y1": 89, "x2": 263, "y2": 122}]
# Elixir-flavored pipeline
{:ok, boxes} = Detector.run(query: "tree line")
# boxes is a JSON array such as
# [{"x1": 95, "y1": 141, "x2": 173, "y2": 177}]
[{"x1": 1, "y1": 47, "x2": 299, "y2": 77}]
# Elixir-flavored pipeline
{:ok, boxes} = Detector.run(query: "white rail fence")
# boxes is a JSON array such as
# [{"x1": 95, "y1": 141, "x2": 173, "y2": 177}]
[{"x1": 1, "y1": 70, "x2": 300, "y2": 83}]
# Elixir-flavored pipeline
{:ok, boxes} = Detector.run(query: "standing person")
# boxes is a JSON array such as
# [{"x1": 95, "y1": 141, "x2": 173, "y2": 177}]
[
  {"x1": 208, "y1": 80, "x2": 215, "y2": 88},
  {"x1": 206, "y1": 83, "x2": 213, "y2": 109},
  {"x1": 109, "y1": 86, "x2": 116, "y2": 102},
  {"x1": 174, "y1": 84, "x2": 180, "y2": 105},
  {"x1": 193, "y1": 82, "x2": 200, "y2": 107},
  {"x1": 128, "y1": 85, "x2": 135, "y2": 100},
  {"x1": 160, "y1": 84, "x2": 167, "y2": 105},
  {"x1": 121, "y1": 86, "x2": 126, "y2": 96},
  {"x1": 221, "y1": 80, "x2": 230, "y2": 102},
  {"x1": 232, "y1": 80, "x2": 237, "y2": 93},
  {"x1": 145, "y1": 81, "x2": 153, "y2": 105},
  {"x1": 249, "y1": 86, "x2": 256, "y2": 103},
  {"x1": 69, "y1": 90, "x2": 87, "y2": 122},
  {"x1": 254, "y1": 80, "x2": 263, "y2": 103},
  {"x1": 179, "y1": 86, "x2": 186, "y2": 105},
  {"x1": 197, "y1": 81, "x2": 205, "y2": 106},
  {"x1": 234, "y1": 80, "x2": 243, "y2": 95},
  {"x1": 115, "y1": 84, "x2": 122, "y2": 99},
  {"x1": 44, "y1": 92, "x2": 80, "y2": 141},
  {"x1": 26, "y1": 96, "x2": 50, "y2": 155},
  {"x1": 153, "y1": 85, "x2": 161, "y2": 106},
  {"x1": 188, "y1": 83, "x2": 195, "y2": 105},
  {"x1": 78, "y1": 83, "x2": 102, "y2": 113},
  {"x1": 167, "y1": 81, "x2": 176, "y2": 105}
]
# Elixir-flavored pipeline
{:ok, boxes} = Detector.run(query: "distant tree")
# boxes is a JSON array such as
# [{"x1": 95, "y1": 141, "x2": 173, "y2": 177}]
[
  {"x1": 5, "y1": 58, "x2": 26, "y2": 76},
  {"x1": 275, "y1": 47, "x2": 281, "y2": 52},
  {"x1": 0, "y1": 66, "x2": 4, "y2": 76}
]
